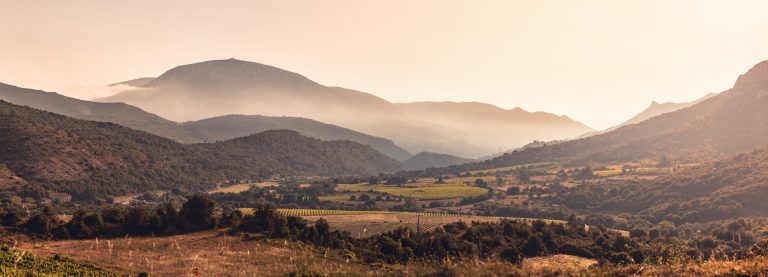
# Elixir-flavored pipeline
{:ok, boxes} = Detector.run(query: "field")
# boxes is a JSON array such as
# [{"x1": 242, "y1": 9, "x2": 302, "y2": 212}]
[
  {"x1": 240, "y1": 208, "x2": 566, "y2": 238},
  {"x1": 464, "y1": 162, "x2": 555, "y2": 175},
  {"x1": 13, "y1": 230, "x2": 376, "y2": 277},
  {"x1": 15, "y1": 231, "x2": 768, "y2": 277},
  {"x1": 594, "y1": 167, "x2": 660, "y2": 177},
  {"x1": 209, "y1": 183, "x2": 252, "y2": 194},
  {"x1": 337, "y1": 183, "x2": 488, "y2": 200}
]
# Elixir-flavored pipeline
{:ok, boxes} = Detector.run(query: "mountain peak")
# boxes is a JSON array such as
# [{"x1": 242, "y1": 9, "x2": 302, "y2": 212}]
[
  {"x1": 734, "y1": 60, "x2": 768, "y2": 89},
  {"x1": 145, "y1": 58, "x2": 320, "y2": 90}
]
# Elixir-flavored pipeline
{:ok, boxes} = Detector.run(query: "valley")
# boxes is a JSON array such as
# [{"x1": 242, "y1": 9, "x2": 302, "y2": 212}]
[{"x1": 2, "y1": 10, "x2": 768, "y2": 274}]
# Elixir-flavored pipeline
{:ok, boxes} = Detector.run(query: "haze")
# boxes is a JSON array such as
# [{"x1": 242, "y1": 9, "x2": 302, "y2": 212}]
[{"x1": 2, "y1": 0, "x2": 768, "y2": 129}]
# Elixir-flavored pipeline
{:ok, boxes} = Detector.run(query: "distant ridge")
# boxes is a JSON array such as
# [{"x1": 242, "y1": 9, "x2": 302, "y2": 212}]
[{"x1": 403, "y1": 152, "x2": 476, "y2": 171}]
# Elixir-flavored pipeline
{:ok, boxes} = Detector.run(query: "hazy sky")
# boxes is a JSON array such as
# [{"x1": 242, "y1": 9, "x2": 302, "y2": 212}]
[{"x1": 2, "y1": 0, "x2": 768, "y2": 129}]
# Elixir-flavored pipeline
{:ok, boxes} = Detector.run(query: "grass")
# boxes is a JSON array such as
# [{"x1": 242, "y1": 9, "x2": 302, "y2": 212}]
[
  {"x1": 15, "y1": 229, "x2": 374, "y2": 276},
  {"x1": 337, "y1": 183, "x2": 488, "y2": 200}
]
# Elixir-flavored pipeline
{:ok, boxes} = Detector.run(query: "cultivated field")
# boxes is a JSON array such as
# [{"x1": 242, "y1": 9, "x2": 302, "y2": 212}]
[
  {"x1": 239, "y1": 208, "x2": 566, "y2": 238},
  {"x1": 337, "y1": 183, "x2": 488, "y2": 200},
  {"x1": 464, "y1": 162, "x2": 556, "y2": 175},
  {"x1": 209, "y1": 183, "x2": 252, "y2": 194}
]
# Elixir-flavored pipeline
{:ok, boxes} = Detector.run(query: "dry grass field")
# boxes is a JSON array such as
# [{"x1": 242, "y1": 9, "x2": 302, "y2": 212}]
[
  {"x1": 11, "y1": 230, "x2": 768, "y2": 276},
  {"x1": 12, "y1": 230, "x2": 375, "y2": 276}
]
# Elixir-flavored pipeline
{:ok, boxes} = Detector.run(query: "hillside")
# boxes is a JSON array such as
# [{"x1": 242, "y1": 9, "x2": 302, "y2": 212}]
[
  {"x1": 0, "y1": 82, "x2": 411, "y2": 160},
  {"x1": 99, "y1": 58, "x2": 594, "y2": 158},
  {"x1": 0, "y1": 101, "x2": 401, "y2": 200},
  {"x1": 403, "y1": 152, "x2": 475, "y2": 170},
  {"x1": 594, "y1": 147, "x2": 768, "y2": 223},
  {"x1": 182, "y1": 115, "x2": 412, "y2": 161},
  {"x1": 432, "y1": 60, "x2": 768, "y2": 173}
]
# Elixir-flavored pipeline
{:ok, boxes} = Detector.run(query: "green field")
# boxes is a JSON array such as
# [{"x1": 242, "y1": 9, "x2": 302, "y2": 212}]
[{"x1": 337, "y1": 183, "x2": 488, "y2": 200}]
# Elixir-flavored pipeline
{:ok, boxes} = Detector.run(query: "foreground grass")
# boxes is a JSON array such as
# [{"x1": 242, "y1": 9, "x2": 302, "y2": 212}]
[{"x1": 12, "y1": 230, "x2": 768, "y2": 276}]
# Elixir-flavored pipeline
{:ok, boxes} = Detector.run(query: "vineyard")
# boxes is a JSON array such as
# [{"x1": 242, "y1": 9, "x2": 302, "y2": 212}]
[
  {"x1": 0, "y1": 246, "x2": 117, "y2": 276},
  {"x1": 464, "y1": 162, "x2": 556, "y2": 175},
  {"x1": 337, "y1": 183, "x2": 488, "y2": 200},
  {"x1": 238, "y1": 208, "x2": 566, "y2": 237}
]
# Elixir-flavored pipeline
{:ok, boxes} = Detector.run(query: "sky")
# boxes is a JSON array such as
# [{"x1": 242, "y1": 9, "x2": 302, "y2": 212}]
[{"x1": 1, "y1": 0, "x2": 768, "y2": 129}]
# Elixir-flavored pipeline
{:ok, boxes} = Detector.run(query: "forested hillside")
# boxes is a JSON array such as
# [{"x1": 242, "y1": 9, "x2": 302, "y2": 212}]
[{"x1": 0, "y1": 101, "x2": 400, "y2": 200}]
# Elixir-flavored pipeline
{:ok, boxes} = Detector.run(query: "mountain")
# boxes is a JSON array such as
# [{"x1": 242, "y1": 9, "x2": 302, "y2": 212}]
[
  {"x1": 0, "y1": 101, "x2": 401, "y2": 200},
  {"x1": 0, "y1": 82, "x2": 412, "y2": 160},
  {"x1": 616, "y1": 93, "x2": 717, "y2": 128},
  {"x1": 577, "y1": 93, "x2": 718, "y2": 139},
  {"x1": 395, "y1": 102, "x2": 594, "y2": 155},
  {"x1": 402, "y1": 152, "x2": 476, "y2": 171},
  {"x1": 101, "y1": 58, "x2": 399, "y2": 122},
  {"x1": 99, "y1": 58, "x2": 594, "y2": 158},
  {"x1": 425, "y1": 60, "x2": 768, "y2": 173}
]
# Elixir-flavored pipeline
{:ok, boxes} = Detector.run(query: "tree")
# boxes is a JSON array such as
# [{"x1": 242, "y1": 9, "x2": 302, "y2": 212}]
[
  {"x1": 657, "y1": 155, "x2": 673, "y2": 167},
  {"x1": 506, "y1": 186, "x2": 521, "y2": 195},
  {"x1": 576, "y1": 167, "x2": 595, "y2": 180},
  {"x1": 125, "y1": 205, "x2": 161, "y2": 235},
  {"x1": 523, "y1": 235, "x2": 546, "y2": 257},
  {"x1": 474, "y1": 179, "x2": 488, "y2": 188},
  {"x1": 178, "y1": 194, "x2": 217, "y2": 232},
  {"x1": 25, "y1": 213, "x2": 54, "y2": 235},
  {"x1": 500, "y1": 247, "x2": 523, "y2": 264}
]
